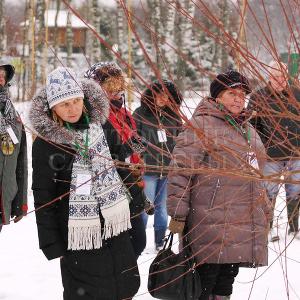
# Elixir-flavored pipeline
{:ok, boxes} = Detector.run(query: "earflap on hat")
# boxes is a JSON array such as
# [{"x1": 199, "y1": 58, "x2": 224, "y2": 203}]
[{"x1": 46, "y1": 67, "x2": 84, "y2": 109}]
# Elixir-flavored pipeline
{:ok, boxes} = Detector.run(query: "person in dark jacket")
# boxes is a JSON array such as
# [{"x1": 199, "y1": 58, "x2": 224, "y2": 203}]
[
  {"x1": 248, "y1": 60, "x2": 300, "y2": 241},
  {"x1": 30, "y1": 67, "x2": 140, "y2": 300},
  {"x1": 84, "y1": 61, "x2": 152, "y2": 258},
  {"x1": 168, "y1": 71, "x2": 269, "y2": 300},
  {"x1": 0, "y1": 61, "x2": 27, "y2": 232},
  {"x1": 133, "y1": 79, "x2": 183, "y2": 250}
]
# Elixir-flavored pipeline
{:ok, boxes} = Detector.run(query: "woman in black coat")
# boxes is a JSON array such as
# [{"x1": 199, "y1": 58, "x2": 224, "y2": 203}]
[
  {"x1": 133, "y1": 79, "x2": 183, "y2": 250},
  {"x1": 30, "y1": 67, "x2": 140, "y2": 300}
]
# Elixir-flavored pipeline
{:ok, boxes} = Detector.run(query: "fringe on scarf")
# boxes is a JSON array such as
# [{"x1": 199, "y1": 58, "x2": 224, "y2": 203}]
[
  {"x1": 68, "y1": 221, "x2": 102, "y2": 250},
  {"x1": 101, "y1": 199, "x2": 132, "y2": 240}
]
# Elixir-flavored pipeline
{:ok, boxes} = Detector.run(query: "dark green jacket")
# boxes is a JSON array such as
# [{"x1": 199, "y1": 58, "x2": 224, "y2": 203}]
[
  {"x1": 248, "y1": 85, "x2": 300, "y2": 159},
  {"x1": 0, "y1": 88, "x2": 28, "y2": 225}
]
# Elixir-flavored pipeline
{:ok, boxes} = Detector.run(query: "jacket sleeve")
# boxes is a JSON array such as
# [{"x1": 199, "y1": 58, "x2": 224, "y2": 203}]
[
  {"x1": 167, "y1": 121, "x2": 206, "y2": 219},
  {"x1": 11, "y1": 126, "x2": 28, "y2": 217},
  {"x1": 132, "y1": 109, "x2": 143, "y2": 137},
  {"x1": 117, "y1": 165, "x2": 146, "y2": 215},
  {"x1": 32, "y1": 138, "x2": 65, "y2": 260}
]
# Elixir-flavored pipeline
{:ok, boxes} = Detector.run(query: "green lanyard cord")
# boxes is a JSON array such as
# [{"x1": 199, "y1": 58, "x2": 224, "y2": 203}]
[
  {"x1": 65, "y1": 114, "x2": 90, "y2": 159},
  {"x1": 225, "y1": 114, "x2": 251, "y2": 146}
]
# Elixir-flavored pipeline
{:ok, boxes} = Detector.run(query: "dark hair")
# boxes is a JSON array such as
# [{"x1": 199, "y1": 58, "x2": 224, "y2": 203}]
[{"x1": 141, "y1": 79, "x2": 183, "y2": 107}]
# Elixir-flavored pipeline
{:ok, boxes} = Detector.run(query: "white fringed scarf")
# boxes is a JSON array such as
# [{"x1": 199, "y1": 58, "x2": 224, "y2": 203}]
[{"x1": 68, "y1": 123, "x2": 131, "y2": 250}]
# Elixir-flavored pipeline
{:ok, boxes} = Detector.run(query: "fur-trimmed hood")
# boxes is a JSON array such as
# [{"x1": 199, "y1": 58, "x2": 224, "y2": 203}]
[{"x1": 30, "y1": 78, "x2": 109, "y2": 144}]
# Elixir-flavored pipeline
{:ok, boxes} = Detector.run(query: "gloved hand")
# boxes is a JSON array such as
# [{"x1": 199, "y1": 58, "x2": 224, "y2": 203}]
[
  {"x1": 144, "y1": 198, "x2": 155, "y2": 215},
  {"x1": 168, "y1": 217, "x2": 186, "y2": 234}
]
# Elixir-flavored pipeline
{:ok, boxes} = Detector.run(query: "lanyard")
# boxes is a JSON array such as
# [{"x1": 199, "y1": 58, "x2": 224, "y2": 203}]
[
  {"x1": 65, "y1": 115, "x2": 90, "y2": 159},
  {"x1": 224, "y1": 114, "x2": 251, "y2": 146}
]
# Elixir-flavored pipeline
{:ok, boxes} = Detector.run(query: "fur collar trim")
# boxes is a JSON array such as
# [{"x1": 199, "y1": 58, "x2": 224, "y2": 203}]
[{"x1": 29, "y1": 79, "x2": 109, "y2": 144}]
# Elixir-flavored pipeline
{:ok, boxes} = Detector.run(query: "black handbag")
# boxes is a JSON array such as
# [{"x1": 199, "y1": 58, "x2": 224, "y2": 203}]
[{"x1": 148, "y1": 233, "x2": 202, "y2": 300}]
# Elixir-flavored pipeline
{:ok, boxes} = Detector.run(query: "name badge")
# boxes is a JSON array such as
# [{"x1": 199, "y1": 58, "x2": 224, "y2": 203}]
[
  {"x1": 76, "y1": 172, "x2": 92, "y2": 195},
  {"x1": 6, "y1": 126, "x2": 19, "y2": 144},
  {"x1": 157, "y1": 129, "x2": 167, "y2": 143},
  {"x1": 247, "y1": 152, "x2": 259, "y2": 170}
]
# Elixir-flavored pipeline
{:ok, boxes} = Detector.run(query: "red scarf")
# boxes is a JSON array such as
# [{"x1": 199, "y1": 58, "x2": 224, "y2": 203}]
[{"x1": 108, "y1": 108, "x2": 141, "y2": 164}]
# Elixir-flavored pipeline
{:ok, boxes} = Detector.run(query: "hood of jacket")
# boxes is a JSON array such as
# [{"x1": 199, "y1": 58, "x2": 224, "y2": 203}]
[{"x1": 30, "y1": 78, "x2": 109, "y2": 144}]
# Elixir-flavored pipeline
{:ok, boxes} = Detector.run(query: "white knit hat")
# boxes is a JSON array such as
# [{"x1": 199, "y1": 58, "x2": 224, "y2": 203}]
[{"x1": 46, "y1": 67, "x2": 84, "y2": 109}]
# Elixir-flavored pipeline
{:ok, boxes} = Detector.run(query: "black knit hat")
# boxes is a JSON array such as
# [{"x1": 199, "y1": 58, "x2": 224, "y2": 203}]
[{"x1": 210, "y1": 70, "x2": 251, "y2": 99}]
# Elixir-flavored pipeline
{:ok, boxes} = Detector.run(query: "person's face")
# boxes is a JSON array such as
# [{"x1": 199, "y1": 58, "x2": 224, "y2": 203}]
[
  {"x1": 105, "y1": 89, "x2": 124, "y2": 102},
  {"x1": 269, "y1": 68, "x2": 288, "y2": 92},
  {"x1": 52, "y1": 97, "x2": 84, "y2": 123},
  {"x1": 217, "y1": 88, "x2": 246, "y2": 115},
  {"x1": 0, "y1": 69, "x2": 6, "y2": 87},
  {"x1": 155, "y1": 92, "x2": 169, "y2": 108}
]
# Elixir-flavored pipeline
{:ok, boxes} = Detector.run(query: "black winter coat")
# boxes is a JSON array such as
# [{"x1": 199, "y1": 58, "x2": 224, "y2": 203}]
[
  {"x1": 30, "y1": 79, "x2": 140, "y2": 300},
  {"x1": 249, "y1": 85, "x2": 300, "y2": 159},
  {"x1": 32, "y1": 137, "x2": 140, "y2": 299},
  {"x1": 133, "y1": 105, "x2": 182, "y2": 176}
]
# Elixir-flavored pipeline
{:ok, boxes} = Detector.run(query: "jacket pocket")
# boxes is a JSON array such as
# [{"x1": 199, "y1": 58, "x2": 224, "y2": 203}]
[{"x1": 208, "y1": 179, "x2": 221, "y2": 209}]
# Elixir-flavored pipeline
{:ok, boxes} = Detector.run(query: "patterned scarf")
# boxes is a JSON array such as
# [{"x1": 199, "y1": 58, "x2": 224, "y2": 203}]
[
  {"x1": 0, "y1": 87, "x2": 17, "y2": 134},
  {"x1": 68, "y1": 123, "x2": 131, "y2": 250}
]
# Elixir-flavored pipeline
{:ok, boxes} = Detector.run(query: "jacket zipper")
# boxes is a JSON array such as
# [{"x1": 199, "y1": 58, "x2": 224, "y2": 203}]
[{"x1": 209, "y1": 179, "x2": 221, "y2": 209}]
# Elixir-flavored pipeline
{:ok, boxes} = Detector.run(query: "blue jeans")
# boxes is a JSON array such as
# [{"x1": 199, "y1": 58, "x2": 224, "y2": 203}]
[
  {"x1": 264, "y1": 160, "x2": 300, "y2": 200},
  {"x1": 264, "y1": 160, "x2": 300, "y2": 231},
  {"x1": 142, "y1": 175, "x2": 168, "y2": 244}
]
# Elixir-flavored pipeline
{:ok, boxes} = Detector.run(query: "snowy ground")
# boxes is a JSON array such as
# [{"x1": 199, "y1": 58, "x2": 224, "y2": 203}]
[
  {"x1": 1, "y1": 198, "x2": 300, "y2": 300},
  {"x1": 1, "y1": 101, "x2": 300, "y2": 299}
]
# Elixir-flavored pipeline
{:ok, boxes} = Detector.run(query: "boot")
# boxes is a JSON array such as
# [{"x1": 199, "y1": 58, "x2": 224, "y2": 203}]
[
  {"x1": 154, "y1": 228, "x2": 166, "y2": 250},
  {"x1": 287, "y1": 199, "x2": 299, "y2": 233}
]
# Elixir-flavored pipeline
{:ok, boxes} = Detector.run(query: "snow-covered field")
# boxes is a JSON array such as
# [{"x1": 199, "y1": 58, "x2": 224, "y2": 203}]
[
  {"x1": 1, "y1": 199, "x2": 300, "y2": 300},
  {"x1": 1, "y1": 100, "x2": 300, "y2": 299}
]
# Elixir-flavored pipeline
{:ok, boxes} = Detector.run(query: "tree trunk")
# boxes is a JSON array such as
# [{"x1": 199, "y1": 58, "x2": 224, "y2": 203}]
[
  {"x1": 220, "y1": 0, "x2": 229, "y2": 72},
  {"x1": 28, "y1": 0, "x2": 36, "y2": 98},
  {"x1": 22, "y1": 0, "x2": 29, "y2": 101},
  {"x1": 36, "y1": 0, "x2": 46, "y2": 83},
  {"x1": 91, "y1": 0, "x2": 101, "y2": 63},
  {"x1": 0, "y1": 0, "x2": 6, "y2": 56},
  {"x1": 66, "y1": 6, "x2": 73, "y2": 67},
  {"x1": 54, "y1": 0, "x2": 61, "y2": 68},
  {"x1": 164, "y1": 0, "x2": 176, "y2": 70},
  {"x1": 117, "y1": 1, "x2": 124, "y2": 58}
]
